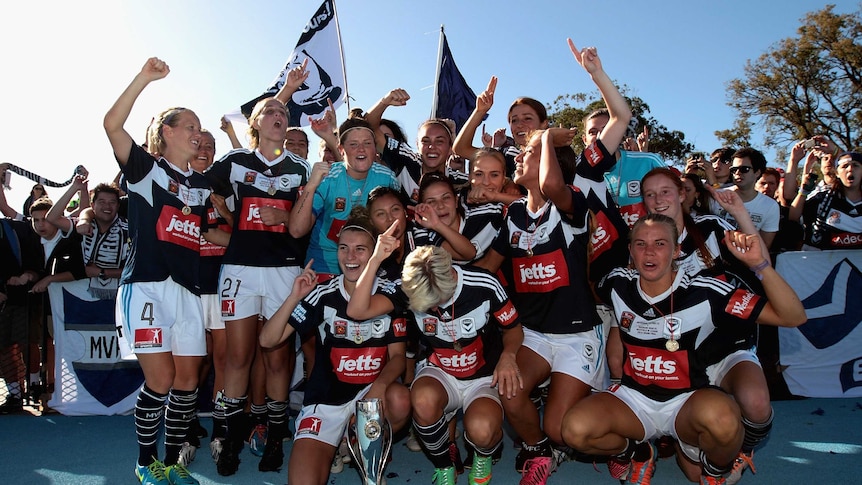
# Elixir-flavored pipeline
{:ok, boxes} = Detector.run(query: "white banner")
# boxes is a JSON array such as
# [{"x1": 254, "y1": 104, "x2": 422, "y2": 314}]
[
  {"x1": 47, "y1": 279, "x2": 143, "y2": 415},
  {"x1": 777, "y1": 250, "x2": 862, "y2": 397}
]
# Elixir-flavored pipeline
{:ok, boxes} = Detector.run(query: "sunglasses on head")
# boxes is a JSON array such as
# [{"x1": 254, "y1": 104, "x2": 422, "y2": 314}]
[{"x1": 729, "y1": 166, "x2": 753, "y2": 174}]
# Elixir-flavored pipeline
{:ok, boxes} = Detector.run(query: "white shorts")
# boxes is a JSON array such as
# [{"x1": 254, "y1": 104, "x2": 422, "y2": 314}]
[
  {"x1": 707, "y1": 349, "x2": 760, "y2": 387},
  {"x1": 116, "y1": 278, "x2": 206, "y2": 358},
  {"x1": 201, "y1": 294, "x2": 224, "y2": 331},
  {"x1": 413, "y1": 365, "x2": 500, "y2": 422},
  {"x1": 522, "y1": 326, "x2": 608, "y2": 390},
  {"x1": 293, "y1": 384, "x2": 372, "y2": 447},
  {"x1": 607, "y1": 384, "x2": 701, "y2": 462},
  {"x1": 219, "y1": 264, "x2": 301, "y2": 321}
]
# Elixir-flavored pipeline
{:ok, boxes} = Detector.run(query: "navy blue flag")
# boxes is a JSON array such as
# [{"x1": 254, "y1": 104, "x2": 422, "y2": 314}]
[{"x1": 433, "y1": 32, "x2": 482, "y2": 133}]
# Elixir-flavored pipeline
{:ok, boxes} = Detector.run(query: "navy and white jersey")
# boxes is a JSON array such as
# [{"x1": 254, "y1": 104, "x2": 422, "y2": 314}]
[
  {"x1": 572, "y1": 140, "x2": 632, "y2": 285},
  {"x1": 802, "y1": 189, "x2": 862, "y2": 250},
  {"x1": 204, "y1": 148, "x2": 309, "y2": 267},
  {"x1": 119, "y1": 143, "x2": 211, "y2": 294},
  {"x1": 411, "y1": 202, "x2": 503, "y2": 265},
  {"x1": 380, "y1": 137, "x2": 469, "y2": 206},
  {"x1": 491, "y1": 191, "x2": 598, "y2": 334},
  {"x1": 199, "y1": 204, "x2": 232, "y2": 295},
  {"x1": 597, "y1": 268, "x2": 767, "y2": 402},
  {"x1": 376, "y1": 265, "x2": 520, "y2": 381},
  {"x1": 288, "y1": 275, "x2": 407, "y2": 406}
]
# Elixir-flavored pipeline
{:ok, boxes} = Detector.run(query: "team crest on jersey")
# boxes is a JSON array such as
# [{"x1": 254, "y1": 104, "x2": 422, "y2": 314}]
[
  {"x1": 279, "y1": 175, "x2": 292, "y2": 190},
  {"x1": 583, "y1": 343, "x2": 596, "y2": 363},
  {"x1": 372, "y1": 319, "x2": 386, "y2": 338},
  {"x1": 297, "y1": 416, "x2": 323, "y2": 436},
  {"x1": 167, "y1": 179, "x2": 179, "y2": 195},
  {"x1": 335, "y1": 197, "x2": 347, "y2": 212},
  {"x1": 620, "y1": 311, "x2": 634, "y2": 330},
  {"x1": 626, "y1": 180, "x2": 641, "y2": 198},
  {"x1": 511, "y1": 231, "x2": 522, "y2": 247},
  {"x1": 334, "y1": 320, "x2": 347, "y2": 336},
  {"x1": 134, "y1": 328, "x2": 163, "y2": 349},
  {"x1": 244, "y1": 171, "x2": 257, "y2": 183},
  {"x1": 828, "y1": 210, "x2": 841, "y2": 225},
  {"x1": 411, "y1": 188, "x2": 419, "y2": 201},
  {"x1": 423, "y1": 317, "x2": 437, "y2": 335}
]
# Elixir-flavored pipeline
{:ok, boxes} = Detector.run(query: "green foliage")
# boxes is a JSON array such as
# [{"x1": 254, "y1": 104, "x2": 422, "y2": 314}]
[{"x1": 726, "y1": 4, "x2": 862, "y2": 152}]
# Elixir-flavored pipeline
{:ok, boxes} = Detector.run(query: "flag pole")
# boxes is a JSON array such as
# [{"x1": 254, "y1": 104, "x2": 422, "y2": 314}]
[
  {"x1": 431, "y1": 25, "x2": 445, "y2": 120},
  {"x1": 332, "y1": 0, "x2": 350, "y2": 111}
]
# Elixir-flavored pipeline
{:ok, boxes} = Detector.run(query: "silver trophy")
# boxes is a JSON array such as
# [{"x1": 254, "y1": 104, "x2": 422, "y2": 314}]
[{"x1": 346, "y1": 398, "x2": 392, "y2": 485}]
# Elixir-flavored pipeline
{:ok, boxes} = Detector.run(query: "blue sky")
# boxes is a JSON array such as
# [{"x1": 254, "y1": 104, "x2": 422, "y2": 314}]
[{"x1": 1, "y1": 0, "x2": 855, "y2": 210}]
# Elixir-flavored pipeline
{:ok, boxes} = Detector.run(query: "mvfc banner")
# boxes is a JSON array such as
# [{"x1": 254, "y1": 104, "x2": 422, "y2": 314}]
[
  {"x1": 777, "y1": 250, "x2": 862, "y2": 397},
  {"x1": 48, "y1": 279, "x2": 144, "y2": 415}
]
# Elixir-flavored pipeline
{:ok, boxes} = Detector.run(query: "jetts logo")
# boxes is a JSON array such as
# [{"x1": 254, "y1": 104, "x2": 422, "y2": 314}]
[
  {"x1": 327, "y1": 218, "x2": 348, "y2": 244},
  {"x1": 620, "y1": 202, "x2": 647, "y2": 229},
  {"x1": 238, "y1": 197, "x2": 289, "y2": 233},
  {"x1": 513, "y1": 248, "x2": 569, "y2": 294},
  {"x1": 393, "y1": 318, "x2": 407, "y2": 337},
  {"x1": 494, "y1": 301, "x2": 519, "y2": 327},
  {"x1": 584, "y1": 142, "x2": 604, "y2": 167},
  {"x1": 590, "y1": 211, "x2": 619, "y2": 262},
  {"x1": 156, "y1": 206, "x2": 202, "y2": 251},
  {"x1": 831, "y1": 232, "x2": 862, "y2": 247},
  {"x1": 624, "y1": 344, "x2": 690, "y2": 389},
  {"x1": 331, "y1": 346, "x2": 386, "y2": 384},
  {"x1": 221, "y1": 299, "x2": 235, "y2": 317},
  {"x1": 724, "y1": 289, "x2": 760, "y2": 319},
  {"x1": 429, "y1": 338, "x2": 485, "y2": 378},
  {"x1": 134, "y1": 328, "x2": 163, "y2": 349},
  {"x1": 423, "y1": 317, "x2": 438, "y2": 335}
]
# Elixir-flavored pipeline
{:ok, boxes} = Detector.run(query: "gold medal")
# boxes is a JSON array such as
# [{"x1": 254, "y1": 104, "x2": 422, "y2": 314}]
[
  {"x1": 268, "y1": 186, "x2": 277, "y2": 196},
  {"x1": 453, "y1": 342, "x2": 462, "y2": 352},
  {"x1": 354, "y1": 334, "x2": 363, "y2": 344},
  {"x1": 526, "y1": 248, "x2": 533, "y2": 258},
  {"x1": 181, "y1": 205, "x2": 191, "y2": 216},
  {"x1": 665, "y1": 339, "x2": 679, "y2": 352}
]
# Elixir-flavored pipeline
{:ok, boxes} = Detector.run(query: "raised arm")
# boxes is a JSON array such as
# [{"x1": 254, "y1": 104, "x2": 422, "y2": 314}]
[
  {"x1": 723, "y1": 230, "x2": 806, "y2": 327},
  {"x1": 366, "y1": 89, "x2": 410, "y2": 152},
  {"x1": 46, "y1": 174, "x2": 88, "y2": 233},
  {"x1": 569, "y1": 39, "x2": 632, "y2": 154},
  {"x1": 346, "y1": 220, "x2": 400, "y2": 321},
  {"x1": 309, "y1": 99, "x2": 342, "y2": 162},
  {"x1": 104, "y1": 58, "x2": 170, "y2": 165},
  {"x1": 287, "y1": 160, "x2": 330, "y2": 238},
  {"x1": 453, "y1": 76, "x2": 497, "y2": 159},
  {"x1": 539, "y1": 129, "x2": 575, "y2": 214},
  {"x1": 220, "y1": 116, "x2": 243, "y2": 150},
  {"x1": 259, "y1": 260, "x2": 317, "y2": 348},
  {"x1": 273, "y1": 58, "x2": 310, "y2": 117}
]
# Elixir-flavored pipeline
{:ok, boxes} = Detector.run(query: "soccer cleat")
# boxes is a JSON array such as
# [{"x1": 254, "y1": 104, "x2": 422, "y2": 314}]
[
  {"x1": 701, "y1": 475, "x2": 727, "y2": 485},
  {"x1": 520, "y1": 456, "x2": 554, "y2": 485},
  {"x1": 215, "y1": 439, "x2": 241, "y2": 476},
  {"x1": 405, "y1": 429, "x2": 423, "y2": 452},
  {"x1": 330, "y1": 451, "x2": 344, "y2": 474},
  {"x1": 432, "y1": 466, "x2": 457, "y2": 485},
  {"x1": 627, "y1": 442, "x2": 657, "y2": 485},
  {"x1": 209, "y1": 438, "x2": 223, "y2": 463},
  {"x1": 135, "y1": 460, "x2": 169, "y2": 485},
  {"x1": 0, "y1": 397, "x2": 24, "y2": 414},
  {"x1": 258, "y1": 437, "x2": 284, "y2": 472},
  {"x1": 165, "y1": 463, "x2": 200, "y2": 485},
  {"x1": 468, "y1": 453, "x2": 493, "y2": 485},
  {"x1": 607, "y1": 455, "x2": 632, "y2": 480},
  {"x1": 464, "y1": 441, "x2": 503, "y2": 469},
  {"x1": 726, "y1": 450, "x2": 756, "y2": 485},
  {"x1": 178, "y1": 442, "x2": 196, "y2": 467},
  {"x1": 248, "y1": 424, "x2": 268, "y2": 457}
]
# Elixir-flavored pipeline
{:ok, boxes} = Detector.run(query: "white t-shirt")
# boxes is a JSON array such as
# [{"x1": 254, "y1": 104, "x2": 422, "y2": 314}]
[{"x1": 711, "y1": 191, "x2": 780, "y2": 232}]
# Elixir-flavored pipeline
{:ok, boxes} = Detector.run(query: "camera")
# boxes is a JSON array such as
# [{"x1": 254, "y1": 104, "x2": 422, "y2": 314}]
[{"x1": 803, "y1": 138, "x2": 816, "y2": 150}]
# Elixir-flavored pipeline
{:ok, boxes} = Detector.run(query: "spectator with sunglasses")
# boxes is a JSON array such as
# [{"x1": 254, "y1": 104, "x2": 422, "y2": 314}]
[
  {"x1": 711, "y1": 147, "x2": 780, "y2": 250},
  {"x1": 704, "y1": 147, "x2": 736, "y2": 189}
]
